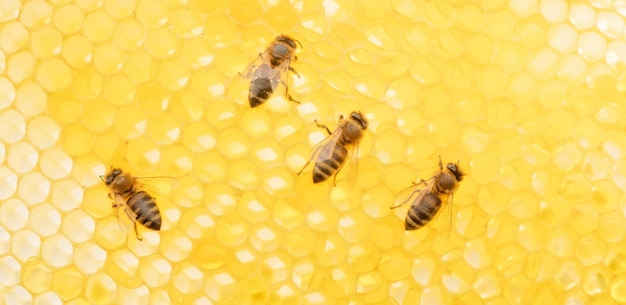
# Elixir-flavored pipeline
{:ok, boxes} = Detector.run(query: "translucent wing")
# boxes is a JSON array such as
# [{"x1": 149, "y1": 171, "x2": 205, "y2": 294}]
[
  {"x1": 133, "y1": 176, "x2": 179, "y2": 196},
  {"x1": 390, "y1": 177, "x2": 436, "y2": 211},
  {"x1": 428, "y1": 190, "x2": 454, "y2": 239},
  {"x1": 334, "y1": 141, "x2": 360, "y2": 188},
  {"x1": 298, "y1": 126, "x2": 343, "y2": 178},
  {"x1": 112, "y1": 192, "x2": 135, "y2": 235}
]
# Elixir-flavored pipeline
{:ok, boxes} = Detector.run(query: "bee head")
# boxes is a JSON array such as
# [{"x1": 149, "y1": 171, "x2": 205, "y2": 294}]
[
  {"x1": 446, "y1": 162, "x2": 465, "y2": 182},
  {"x1": 103, "y1": 167, "x2": 123, "y2": 186},
  {"x1": 350, "y1": 111, "x2": 368, "y2": 130},
  {"x1": 276, "y1": 35, "x2": 298, "y2": 49}
]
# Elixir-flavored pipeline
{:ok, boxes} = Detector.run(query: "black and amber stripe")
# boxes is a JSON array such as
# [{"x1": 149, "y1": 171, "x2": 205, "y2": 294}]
[
  {"x1": 127, "y1": 191, "x2": 161, "y2": 230},
  {"x1": 405, "y1": 193, "x2": 442, "y2": 230}
]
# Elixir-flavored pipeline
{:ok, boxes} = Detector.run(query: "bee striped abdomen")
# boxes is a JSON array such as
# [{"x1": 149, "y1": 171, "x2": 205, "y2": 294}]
[
  {"x1": 127, "y1": 191, "x2": 161, "y2": 230},
  {"x1": 313, "y1": 144, "x2": 348, "y2": 183},
  {"x1": 249, "y1": 78, "x2": 273, "y2": 108},
  {"x1": 405, "y1": 193, "x2": 442, "y2": 230}
]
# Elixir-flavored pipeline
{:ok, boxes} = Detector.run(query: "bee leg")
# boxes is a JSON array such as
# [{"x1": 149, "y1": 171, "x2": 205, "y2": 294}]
[
  {"x1": 280, "y1": 76, "x2": 300, "y2": 104},
  {"x1": 297, "y1": 160, "x2": 311, "y2": 175},
  {"x1": 314, "y1": 120, "x2": 332, "y2": 135},
  {"x1": 289, "y1": 66, "x2": 300, "y2": 78},
  {"x1": 133, "y1": 221, "x2": 143, "y2": 241}
]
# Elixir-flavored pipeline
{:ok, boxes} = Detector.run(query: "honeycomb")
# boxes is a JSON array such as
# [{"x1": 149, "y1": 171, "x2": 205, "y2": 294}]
[{"x1": 1, "y1": 0, "x2": 626, "y2": 304}]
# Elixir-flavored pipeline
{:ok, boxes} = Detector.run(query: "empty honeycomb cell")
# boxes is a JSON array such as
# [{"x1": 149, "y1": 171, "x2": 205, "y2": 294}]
[
  {"x1": 250, "y1": 223, "x2": 282, "y2": 252},
  {"x1": 135, "y1": 0, "x2": 169, "y2": 28},
  {"x1": 548, "y1": 24, "x2": 578, "y2": 54},
  {"x1": 0, "y1": 255, "x2": 21, "y2": 286},
  {"x1": 29, "y1": 204, "x2": 61, "y2": 237},
  {"x1": 251, "y1": 139, "x2": 283, "y2": 167},
  {"x1": 0, "y1": 21, "x2": 29, "y2": 54},
  {"x1": 215, "y1": 218, "x2": 249, "y2": 247},
  {"x1": 144, "y1": 27, "x2": 177, "y2": 59},
  {"x1": 611, "y1": 274, "x2": 626, "y2": 303},
  {"x1": 22, "y1": 259, "x2": 52, "y2": 293},
  {"x1": 93, "y1": 43, "x2": 124, "y2": 75},
  {"x1": 69, "y1": 70, "x2": 102, "y2": 102},
  {"x1": 82, "y1": 11, "x2": 115, "y2": 43},
  {"x1": 104, "y1": 0, "x2": 136, "y2": 18},
  {"x1": 347, "y1": 240, "x2": 380, "y2": 274},
  {"x1": 160, "y1": 233, "x2": 193, "y2": 262},
  {"x1": 411, "y1": 255, "x2": 441, "y2": 288},
  {"x1": 168, "y1": 9, "x2": 203, "y2": 38},
  {"x1": 121, "y1": 51, "x2": 152, "y2": 84},
  {"x1": 486, "y1": 11, "x2": 517, "y2": 41},
  {"x1": 108, "y1": 249, "x2": 139, "y2": 283},
  {"x1": 60, "y1": 123, "x2": 94, "y2": 157},
  {"x1": 237, "y1": 192, "x2": 270, "y2": 224},
  {"x1": 157, "y1": 59, "x2": 190, "y2": 90},
  {"x1": 337, "y1": 210, "x2": 370, "y2": 243},
  {"x1": 8, "y1": 142, "x2": 38, "y2": 173},
  {"x1": 578, "y1": 31, "x2": 607, "y2": 62},
  {"x1": 582, "y1": 266, "x2": 610, "y2": 296},
  {"x1": 139, "y1": 256, "x2": 172, "y2": 287},
  {"x1": 558, "y1": 55, "x2": 588, "y2": 84},
  {"x1": 40, "y1": 147, "x2": 73, "y2": 180},
  {"x1": 325, "y1": 265, "x2": 357, "y2": 298},
  {"x1": 7, "y1": 51, "x2": 35, "y2": 83},
  {"x1": 517, "y1": 220, "x2": 548, "y2": 252},
  {"x1": 34, "y1": 291, "x2": 61, "y2": 305},
  {"x1": 159, "y1": 145, "x2": 194, "y2": 176},
  {"x1": 576, "y1": 234, "x2": 605, "y2": 266},
  {"x1": 204, "y1": 271, "x2": 237, "y2": 301},
  {"x1": 172, "y1": 264, "x2": 204, "y2": 294},
  {"x1": 597, "y1": 11, "x2": 624, "y2": 39},
  {"x1": 204, "y1": 183, "x2": 239, "y2": 216},
  {"x1": 261, "y1": 168, "x2": 293, "y2": 198},
  {"x1": 0, "y1": 167, "x2": 15, "y2": 200},
  {"x1": 85, "y1": 273, "x2": 117, "y2": 305},
  {"x1": 125, "y1": 137, "x2": 161, "y2": 170},
  {"x1": 111, "y1": 19, "x2": 144, "y2": 51},
  {"x1": 26, "y1": 115, "x2": 60, "y2": 149},
  {"x1": 0, "y1": 198, "x2": 28, "y2": 231},
  {"x1": 226, "y1": 243, "x2": 259, "y2": 277},
  {"x1": 11, "y1": 229, "x2": 41, "y2": 262},
  {"x1": 553, "y1": 260, "x2": 581, "y2": 290},
  {"x1": 18, "y1": 172, "x2": 51, "y2": 205},
  {"x1": 411, "y1": 54, "x2": 444, "y2": 86},
  {"x1": 102, "y1": 75, "x2": 136, "y2": 106},
  {"x1": 169, "y1": 91, "x2": 203, "y2": 122},
  {"x1": 41, "y1": 234, "x2": 73, "y2": 268},
  {"x1": 307, "y1": 204, "x2": 338, "y2": 232},
  {"x1": 61, "y1": 210, "x2": 95, "y2": 243},
  {"x1": 0, "y1": 0, "x2": 20, "y2": 22},
  {"x1": 260, "y1": 250, "x2": 291, "y2": 284},
  {"x1": 284, "y1": 227, "x2": 316, "y2": 258},
  {"x1": 31, "y1": 28, "x2": 62, "y2": 59},
  {"x1": 547, "y1": 229, "x2": 575, "y2": 258},
  {"x1": 73, "y1": 242, "x2": 106, "y2": 274},
  {"x1": 20, "y1": 0, "x2": 51, "y2": 29},
  {"x1": 272, "y1": 200, "x2": 304, "y2": 230},
  {"x1": 227, "y1": 159, "x2": 260, "y2": 190},
  {"x1": 179, "y1": 38, "x2": 213, "y2": 69},
  {"x1": 218, "y1": 128, "x2": 252, "y2": 160},
  {"x1": 315, "y1": 234, "x2": 347, "y2": 267},
  {"x1": 52, "y1": 4, "x2": 84, "y2": 35},
  {"x1": 193, "y1": 151, "x2": 227, "y2": 183},
  {"x1": 115, "y1": 286, "x2": 150, "y2": 305},
  {"x1": 302, "y1": 291, "x2": 331, "y2": 305},
  {"x1": 179, "y1": 207, "x2": 215, "y2": 239}
]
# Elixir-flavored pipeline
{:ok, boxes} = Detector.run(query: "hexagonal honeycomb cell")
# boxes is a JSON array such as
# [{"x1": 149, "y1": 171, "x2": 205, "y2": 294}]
[{"x1": 3, "y1": 0, "x2": 626, "y2": 304}]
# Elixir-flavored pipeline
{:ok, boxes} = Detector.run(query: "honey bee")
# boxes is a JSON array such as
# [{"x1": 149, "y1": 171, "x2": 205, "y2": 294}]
[
  {"x1": 241, "y1": 34, "x2": 301, "y2": 107},
  {"x1": 297, "y1": 111, "x2": 368, "y2": 185},
  {"x1": 101, "y1": 167, "x2": 162, "y2": 241},
  {"x1": 390, "y1": 157, "x2": 465, "y2": 231}
]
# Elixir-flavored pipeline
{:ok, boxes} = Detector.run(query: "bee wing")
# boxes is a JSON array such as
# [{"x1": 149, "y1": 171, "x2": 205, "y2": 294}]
[
  {"x1": 309, "y1": 126, "x2": 344, "y2": 167},
  {"x1": 428, "y1": 190, "x2": 455, "y2": 239},
  {"x1": 240, "y1": 52, "x2": 267, "y2": 79},
  {"x1": 112, "y1": 193, "x2": 136, "y2": 234},
  {"x1": 335, "y1": 141, "x2": 360, "y2": 188},
  {"x1": 133, "y1": 176, "x2": 179, "y2": 197},
  {"x1": 391, "y1": 177, "x2": 436, "y2": 210}
]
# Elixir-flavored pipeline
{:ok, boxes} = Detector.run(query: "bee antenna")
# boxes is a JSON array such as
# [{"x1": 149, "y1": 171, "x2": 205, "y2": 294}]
[{"x1": 295, "y1": 39, "x2": 303, "y2": 49}]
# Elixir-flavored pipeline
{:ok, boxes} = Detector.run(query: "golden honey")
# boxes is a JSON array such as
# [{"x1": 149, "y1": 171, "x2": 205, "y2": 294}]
[{"x1": 2, "y1": 0, "x2": 626, "y2": 304}]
